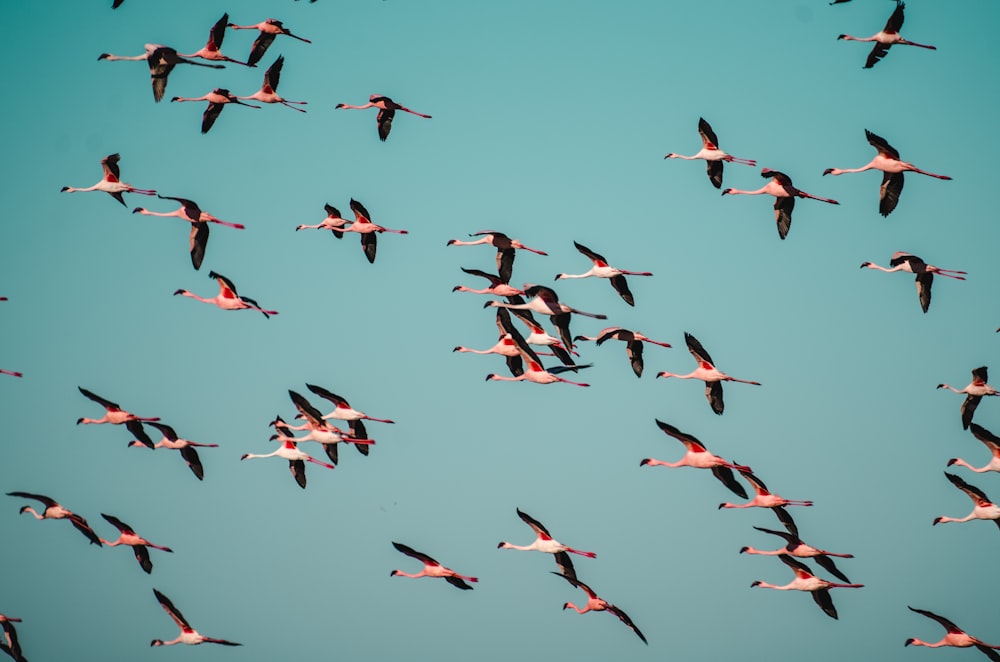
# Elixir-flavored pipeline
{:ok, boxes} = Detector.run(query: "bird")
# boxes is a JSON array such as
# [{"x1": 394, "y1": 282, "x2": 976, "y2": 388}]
[
  {"x1": 128, "y1": 422, "x2": 219, "y2": 480},
  {"x1": 948, "y1": 424, "x2": 1000, "y2": 474},
  {"x1": 452, "y1": 267, "x2": 524, "y2": 297},
  {"x1": 336, "y1": 95, "x2": 431, "y2": 141},
  {"x1": 295, "y1": 203, "x2": 348, "y2": 237},
  {"x1": 454, "y1": 309, "x2": 525, "y2": 378},
  {"x1": 306, "y1": 383, "x2": 396, "y2": 437},
  {"x1": 99, "y1": 513, "x2": 173, "y2": 574},
  {"x1": 740, "y1": 525, "x2": 855, "y2": 584},
  {"x1": 333, "y1": 199, "x2": 409, "y2": 264},
  {"x1": 722, "y1": 169, "x2": 839, "y2": 240},
  {"x1": 76, "y1": 386, "x2": 157, "y2": 448},
  {"x1": 170, "y1": 88, "x2": 260, "y2": 134},
  {"x1": 174, "y1": 271, "x2": 278, "y2": 318},
  {"x1": 390, "y1": 542, "x2": 477, "y2": 590},
  {"x1": 639, "y1": 419, "x2": 750, "y2": 498},
  {"x1": 133, "y1": 195, "x2": 245, "y2": 270},
  {"x1": 498, "y1": 507, "x2": 597, "y2": 580},
  {"x1": 485, "y1": 311, "x2": 592, "y2": 386},
  {"x1": 281, "y1": 391, "x2": 376, "y2": 464},
  {"x1": 933, "y1": 472, "x2": 1000, "y2": 530},
  {"x1": 860, "y1": 252, "x2": 966, "y2": 313},
  {"x1": 750, "y1": 554, "x2": 863, "y2": 620},
  {"x1": 656, "y1": 332, "x2": 761, "y2": 415},
  {"x1": 236, "y1": 55, "x2": 307, "y2": 111},
  {"x1": 486, "y1": 284, "x2": 606, "y2": 354},
  {"x1": 823, "y1": 129, "x2": 951, "y2": 216},
  {"x1": 552, "y1": 572, "x2": 647, "y2": 644},
  {"x1": 178, "y1": 13, "x2": 252, "y2": 66},
  {"x1": 7, "y1": 492, "x2": 102, "y2": 546},
  {"x1": 504, "y1": 307, "x2": 578, "y2": 366},
  {"x1": 227, "y1": 18, "x2": 311, "y2": 67},
  {"x1": 0, "y1": 370, "x2": 22, "y2": 378},
  {"x1": 664, "y1": 117, "x2": 756, "y2": 188},
  {"x1": 575, "y1": 326, "x2": 671, "y2": 378},
  {"x1": 0, "y1": 613, "x2": 25, "y2": 662},
  {"x1": 60, "y1": 153, "x2": 156, "y2": 207},
  {"x1": 97, "y1": 44, "x2": 224, "y2": 102},
  {"x1": 447, "y1": 231, "x2": 547, "y2": 283},
  {"x1": 554, "y1": 241, "x2": 653, "y2": 306},
  {"x1": 719, "y1": 468, "x2": 813, "y2": 534},
  {"x1": 905, "y1": 606, "x2": 1000, "y2": 659},
  {"x1": 837, "y1": 2, "x2": 936, "y2": 69},
  {"x1": 937, "y1": 367, "x2": 997, "y2": 430},
  {"x1": 241, "y1": 429, "x2": 336, "y2": 489},
  {"x1": 150, "y1": 588, "x2": 241, "y2": 647}
]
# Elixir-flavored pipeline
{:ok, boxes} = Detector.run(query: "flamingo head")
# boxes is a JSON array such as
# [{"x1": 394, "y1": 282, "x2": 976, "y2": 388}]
[
  {"x1": 335, "y1": 103, "x2": 347, "y2": 109},
  {"x1": 240, "y1": 454, "x2": 250, "y2": 461},
  {"x1": 75, "y1": 417, "x2": 84, "y2": 425},
  {"x1": 739, "y1": 546, "x2": 750, "y2": 554},
  {"x1": 750, "y1": 580, "x2": 762, "y2": 588},
  {"x1": 97, "y1": 53, "x2": 111, "y2": 60},
  {"x1": 904, "y1": 639, "x2": 915, "y2": 647},
  {"x1": 639, "y1": 458, "x2": 651, "y2": 467},
  {"x1": 452, "y1": 346, "x2": 463, "y2": 352},
  {"x1": 132, "y1": 207, "x2": 145, "y2": 214},
  {"x1": 485, "y1": 374, "x2": 497, "y2": 382},
  {"x1": 172, "y1": 289, "x2": 186, "y2": 296},
  {"x1": 822, "y1": 168, "x2": 836, "y2": 176},
  {"x1": 497, "y1": 541, "x2": 511, "y2": 549},
  {"x1": 664, "y1": 153, "x2": 676, "y2": 159},
  {"x1": 720, "y1": 188, "x2": 733, "y2": 196},
  {"x1": 60, "y1": 186, "x2": 70, "y2": 192},
  {"x1": 932, "y1": 516, "x2": 942, "y2": 525},
  {"x1": 554, "y1": 273, "x2": 566, "y2": 281},
  {"x1": 446, "y1": 239, "x2": 458, "y2": 246},
  {"x1": 389, "y1": 570, "x2": 400, "y2": 577},
  {"x1": 859, "y1": 262, "x2": 872, "y2": 268},
  {"x1": 151, "y1": 640, "x2": 165, "y2": 647},
  {"x1": 946, "y1": 458, "x2": 958, "y2": 466}
]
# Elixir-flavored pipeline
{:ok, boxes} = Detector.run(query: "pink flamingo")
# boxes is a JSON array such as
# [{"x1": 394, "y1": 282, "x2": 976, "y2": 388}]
[
  {"x1": 664, "y1": 117, "x2": 756, "y2": 188},
  {"x1": 133, "y1": 195, "x2": 244, "y2": 271},
  {"x1": 454, "y1": 309, "x2": 525, "y2": 378},
  {"x1": 306, "y1": 383, "x2": 396, "y2": 429},
  {"x1": 128, "y1": 422, "x2": 219, "y2": 481},
  {"x1": 838, "y1": 2, "x2": 936, "y2": 69},
  {"x1": 6, "y1": 491, "x2": 102, "y2": 546},
  {"x1": 61, "y1": 153, "x2": 156, "y2": 207},
  {"x1": 390, "y1": 542, "x2": 477, "y2": 590},
  {"x1": 486, "y1": 314, "x2": 591, "y2": 386},
  {"x1": 99, "y1": 513, "x2": 173, "y2": 574},
  {"x1": 179, "y1": 13, "x2": 252, "y2": 66},
  {"x1": 237, "y1": 55, "x2": 307, "y2": 111},
  {"x1": 174, "y1": 271, "x2": 278, "y2": 318},
  {"x1": 937, "y1": 366, "x2": 997, "y2": 430},
  {"x1": 296, "y1": 203, "x2": 348, "y2": 237},
  {"x1": 498, "y1": 508, "x2": 597, "y2": 572},
  {"x1": 447, "y1": 231, "x2": 547, "y2": 283},
  {"x1": 575, "y1": 326, "x2": 671, "y2": 378},
  {"x1": 150, "y1": 589, "x2": 241, "y2": 647},
  {"x1": 486, "y1": 284, "x2": 607, "y2": 354},
  {"x1": 933, "y1": 472, "x2": 1000, "y2": 530},
  {"x1": 656, "y1": 332, "x2": 761, "y2": 415},
  {"x1": 552, "y1": 572, "x2": 647, "y2": 644},
  {"x1": 282, "y1": 391, "x2": 376, "y2": 463},
  {"x1": 336, "y1": 95, "x2": 431, "y2": 141},
  {"x1": 171, "y1": 88, "x2": 260, "y2": 134},
  {"x1": 76, "y1": 387, "x2": 158, "y2": 448},
  {"x1": 555, "y1": 241, "x2": 653, "y2": 306},
  {"x1": 861, "y1": 252, "x2": 966, "y2": 313},
  {"x1": 97, "y1": 44, "x2": 224, "y2": 102},
  {"x1": 722, "y1": 168, "x2": 839, "y2": 240},
  {"x1": 227, "y1": 18, "x2": 311, "y2": 67},
  {"x1": 740, "y1": 524, "x2": 854, "y2": 584},
  {"x1": 330, "y1": 199, "x2": 408, "y2": 263},
  {"x1": 504, "y1": 307, "x2": 577, "y2": 366},
  {"x1": 948, "y1": 423, "x2": 1000, "y2": 474},
  {"x1": 453, "y1": 267, "x2": 525, "y2": 297},
  {"x1": 906, "y1": 606, "x2": 1000, "y2": 657},
  {"x1": 240, "y1": 433, "x2": 335, "y2": 490},
  {"x1": 720, "y1": 467, "x2": 812, "y2": 535},
  {"x1": 0, "y1": 613, "x2": 24, "y2": 662},
  {"x1": 750, "y1": 554, "x2": 863, "y2": 620},
  {"x1": 640, "y1": 419, "x2": 750, "y2": 498},
  {"x1": 823, "y1": 129, "x2": 951, "y2": 216}
]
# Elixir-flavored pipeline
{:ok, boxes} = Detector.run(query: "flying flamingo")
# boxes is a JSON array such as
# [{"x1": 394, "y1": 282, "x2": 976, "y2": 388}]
[
  {"x1": 937, "y1": 366, "x2": 997, "y2": 430},
  {"x1": 6, "y1": 492, "x2": 102, "y2": 546},
  {"x1": 306, "y1": 382, "x2": 396, "y2": 438},
  {"x1": 60, "y1": 153, "x2": 157, "y2": 207},
  {"x1": 575, "y1": 326, "x2": 671, "y2": 378},
  {"x1": 128, "y1": 422, "x2": 219, "y2": 481},
  {"x1": 171, "y1": 88, "x2": 260, "y2": 134},
  {"x1": 227, "y1": 18, "x2": 311, "y2": 67},
  {"x1": 282, "y1": 391, "x2": 376, "y2": 463},
  {"x1": 269, "y1": 416, "x2": 360, "y2": 465},
  {"x1": 485, "y1": 312, "x2": 591, "y2": 386},
  {"x1": 823, "y1": 129, "x2": 951, "y2": 216},
  {"x1": 237, "y1": 55, "x2": 307, "y2": 111},
  {"x1": 860, "y1": 252, "x2": 966, "y2": 313},
  {"x1": 555, "y1": 241, "x2": 653, "y2": 306},
  {"x1": 453, "y1": 267, "x2": 525, "y2": 297},
  {"x1": 504, "y1": 307, "x2": 578, "y2": 366},
  {"x1": 295, "y1": 203, "x2": 348, "y2": 237},
  {"x1": 447, "y1": 231, "x2": 547, "y2": 283},
  {"x1": 0, "y1": 613, "x2": 25, "y2": 662},
  {"x1": 905, "y1": 606, "x2": 1000, "y2": 659},
  {"x1": 639, "y1": 419, "x2": 750, "y2": 498},
  {"x1": 664, "y1": 117, "x2": 756, "y2": 188},
  {"x1": 454, "y1": 309, "x2": 525, "y2": 378},
  {"x1": 740, "y1": 525, "x2": 854, "y2": 584},
  {"x1": 486, "y1": 284, "x2": 606, "y2": 353},
  {"x1": 552, "y1": 572, "x2": 647, "y2": 644},
  {"x1": 0, "y1": 370, "x2": 22, "y2": 378},
  {"x1": 174, "y1": 271, "x2": 278, "y2": 318},
  {"x1": 240, "y1": 430, "x2": 335, "y2": 490},
  {"x1": 333, "y1": 199, "x2": 408, "y2": 264},
  {"x1": 76, "y1": 386, "x2": 157, "y2": 448},
  {"x1": 722, "y1": 169, "x2": 839, "y2": 240},
  {"x1": 948, "y1": 424, "x2": 1000, "y2": 475},
  {"x1": 656, "y1": 332, "x2": 761, "y2": 415},
  {"x1": 837, "y1": 2, "x2": 936, "y2": 69},
  {"x1": 750, "y1": 554, "x2": 863, "y2": 620},
  {"x1": 390, "y1": 542, "x2": 477, "y2": 590},
  {"x1": 150, "y1": 589, "x2": 241, "y2": 647},
  {"x1": 498, "y1": 508, "x2": 596, "y2": 581},
  {"x1": 99, "y1": 513, "x2": 173, "y2": 574},
  {"x1": 97, "y1": 44, "x2": 223, "y2": 102},
  {"x1": 336, "y1": 95, "x2": 431, "y2": 141},
  {"x1": 179, "y1": 13, "x2": 252, "y2": 66},
  {"x1": 933, "y1": 472, "x2": 1000, "y2": 530},
  {"x1": 719, "y1": 467, "x2": 812, "y2": 534},
  {"x1": 133, "y1": 195, "x2": 244, "y2": 270}
]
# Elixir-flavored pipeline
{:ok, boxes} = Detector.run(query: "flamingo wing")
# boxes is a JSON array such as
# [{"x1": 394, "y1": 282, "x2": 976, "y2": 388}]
[
  {"x1": 323, "y1": 441, "x2": 339, "y2": 465},
  {"x1": 865, "y1": 130, "x2": 901, "y2": 160},
  {"x1": 752, "y1": 525, "x2": 798, "y2": 545},
  {"x1": 157, "y1": 195, "x2": 202, "y2": 221},
  {"x1": 683, "y1": 332, "x2": 715, "y2": 366},
  {"x1": 288, "y1": 390, "x2": 326, "y2": 428},
  {"x1": 551, "y1": 313, "x2": 574, "y2": 356},
  {"x1": 289, "y1": 460, "x2": 307, "y2": 489},
  {"x1": 889, "y1": 252, "x2": 921, "y2": 269},
  {"x1": 361, "y1": 232, "x2": 378, "y2": 263},
  {"x1": 147, "y1": 48, "x2": 178, "y2": 103},
  {"x1": 625, "y1": 339, "x2": 644, "y2": 377},
  {"x1": 970, "y1": 423, "x2": 1000, "y2": 456},
  {"x1": 146, "y1": 421, "x2": 179, "y2": 441},
  {"x1": 101, "y1": 513, "x2": 136, "y2": 535},
  {"x1": 209, "y1": 13, "x2": 229, "y2": 50},
  {"x1": 972, "y1": 366, "x2": 989, "y2": 384},
  {"x1": 864, "y1": 42, "x2": 892, "y2": 69},
  {"x1": 698, "y1": 117, "x2": 720, "y2": 150},
  {"x1": 208, "y1": 271, "x2": 240, "y2": 299},
  {"x1": 944, "y1": 471, "x2": 992, "y2": 505},
  {"x1": 349, "y1": 198, "x2": 373, "y2": 223},
  {"x1": 706, "y1": 381, "x2": 725, "y2": 415},
  {"x1": 497, "y1": 248, "x2": 515, "y2": 284},
  {"x1": 69, "y1": 513, "x2": 103, "y2": 546},
  {"x1": 884, "y1": 1, "x2": 905, "y2": 33},
  {"x1": 264, "y1": 55, "x2": 284, "y2": 91},
  {"x1": 6, "y1": 491, "x2": 57, "y2": 508},
  {"x1": 975, "y1": 645, "x2": 1000, "y2": 662},
  {"x1": 350, "y1": 419, "x2": 369, "y2": 455},
  {"x1": 915, "y1": 272, "x2": 932, "y2": 313},
  {"x1": 101, "y1": 153, "x2": 122, "y2": 181},
  {"x1": 606, "y1": 604, "x2": 648, "y2": 644},
  {"x1": 654, "y1": 420, "x2": 708, "y2": 452},
  {"x1": 706, "y1": 159, "x2": 724, "y2": 189},
  {"x1": 595, "y1": 327, "x2": 626, "y2": 345},
  {"x1": 505, "y1": 354, "x2": 524, "y2": 377},
  {"x1": 189, "y1": 222, "x2": 209, "y2": 270},
  {"x1": 553, "y1": 551, "x2": 577, "y2": 581},
  {"x1": 879, "y1": 171, "x2": 904, "y2": 217},
  {"x1": 179, "y1": 445, "x2": 205, "y2": 480},
  {"x1": 908, "y1": 606, "x2": 962, "y2": 634},
  {"x1": 306, "y1": 384, "x2": 350, "y2": 408},
  {"x1": 572, "y1": 241, "x2": 607, "y2": 265},
  {"x1": 712, "y1": 466, "x2": 748, "y2": 499},
  {"x1": 153, "y1": 589, "x2": 192, "y2": 631},
  {"x1": 392, "y1": 542, "x2": 440, "y2": 567},
  {"x1": 552, "y1": 572, "x2": 598, "y2": 599},
  {"x1": 78, "y1": 387, "x2": 121, "y2": 410},
  {"x1": 515, "y1": 508, "x2": 553, "y2": 539},
  {"x1": 377, "y1": 107, "x2": 395, "y2": 141},
  {"x1": 773, "y1": 196, "x2": 794, "y2": 240},
  {"x1": 1, "y1": 621, "x2": 22, "y2": 661},
  {"x1": 134, "y1": 544, "x2": 153, "y2": 573},
  {"x1": 773, "y1": 506, "x2": 800, "y2": 538},
  {"x1": 445, "y1": 576, "x2": 475, "y2": 590},
  {"x1": 814, "y1": 554, "x2": 852, "y2": 584},
  {"x1": 201, "y1": 100, "x2": 227, "y2": 134},
  {"x1": 811, "y1": 588, "x2": 839, "y2": 619},
  {"x1": 609, "y1": 274, "x2": 635, "y2": 306},
  {"x1": 461, "y1": 267, "x2": 502, "y2": 285},
  {"x1": 962, "y1": 394, "x2": 982, "y2": 431},
  {"x1": 247, "y1": 32, "x2": 276, "y2": 67}
]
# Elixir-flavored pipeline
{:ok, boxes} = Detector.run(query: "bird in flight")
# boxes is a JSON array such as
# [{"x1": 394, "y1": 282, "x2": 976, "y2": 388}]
[
  {"x1": 664, "y1": 117, "x2": 756, "y2": 188},
  {"x1": 860, "y1": 252, "x2": 965, "y2": 313},
  {"x1": 837, "y1": 1, "x2": 936, "y2": 69}
]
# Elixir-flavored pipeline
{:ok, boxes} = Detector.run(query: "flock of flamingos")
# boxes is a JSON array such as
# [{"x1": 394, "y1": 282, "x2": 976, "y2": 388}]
[{"x1": 2, "y1": 1, "x2": 998, "y2": 659}]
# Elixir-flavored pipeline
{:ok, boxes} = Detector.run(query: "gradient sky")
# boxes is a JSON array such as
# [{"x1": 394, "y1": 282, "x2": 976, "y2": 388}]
[{"x1": 2, "y1": 0, "x2": 1000, "y2": 659}]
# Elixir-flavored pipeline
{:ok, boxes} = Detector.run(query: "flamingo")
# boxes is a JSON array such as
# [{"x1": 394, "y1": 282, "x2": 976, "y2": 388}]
[
  {"x1": 639, "y1": 419, "x2": 750, "y2": 498},
  {"x1": 336, "y1": 198, "x2": 409, "y2": 263},
  {"x1": 170, "y1": 88, "x2": 260, "y2": 134},
  {"x1": 750, "y1": 554, "x2": 863, "y2": 620},
  {"x1": 60, "y1": 153, "x2": 157, "y2": 207},
  {"x1": 719, "y1": 467, "x2": 813, "y2": 533},
  {"x1": 236, "y1": 55, "x2": 307, "y2": 111},
  {"x1": 504, "y1": 307, "x2": 577, "y2": 366},
  {"x1": 740, "y1": 525, "x2": 854, "y2": 584},
  {"x1": 447, "y1": 231, "x2": 547, "y2": 283},
  {"x1": 0, "y1": 613, "x2": 25, "y2": 662},
  {"x1": 552, "y1": 572, "x2": 647, "y2": 644},
  {"x1": 905, "y1": 606, "x2": 1000, "y2": 659},
  {"x1": 240, "y1": 429, "x2": 335, "y2": 490},
  {"x1": 76, "y1": 386, "x2": 157, "y2": 448},
  {"x1": 454, "y1": 309, "x2": 524, "y2": 378},
  {"x1": 823, "y1": 129, "x2": 951, "y2": 216},
  {"x1": 128, "y1": 422, "x2": 219, "y2": 481},
  {"x1": 498, "y1": 508, "x2": 596, "y2": 581},
  {"x1": 486, "y1": 284, "x2": 606, "y2": 353},
  {"x1": 133, "y1": 195, "x2": 244, "y2": 270},
  {"x1": 179, "y1": 13, "x2": 252, "y2": 66},
  {"x1": 948, "y1": 424, "x2": 1000, "y2": 474},
  {"x1": 575, "y1": 326, "x2": 671, "y2": 378},
  {"x1": 453, "y1": 267, "x2": 525, "y2": 297},
  {"x1": 174, "y1": 271, "x2": 278, "y2": 318},
  {"x1": 306, "y1": 382, "x2": 396, "y2": 438},
  {"x1": 664, "y1": 117, "x2": 756, "y2": 188},
  {"x1": 227, "y1": 18, "x2": 311, "y2": 67},
  {"x1": 937, "y1": 367, "x2": 997, "y2": 430},
  {"x1": 6, "y1": 492, "x2": 102, "y2": 546},
  {"x1": 295, "y1": 203, "x2": 348, "y2": 237},
  {"x1": 150, "y1": 589, "x2": 241, "y2": 647},
  {"x1": 99, "y1": 513, "x2": 173, "y2": 574},
  {"x1": 838, "y1": 2, "x2": 936, "y2": 69},
  {"x1": 933, "y1": 472, "x2": 1000, "y2": 530},
  {"x1": 0, "y1": 370, "x2": 22, "y2": 378},
  {"x1": 485, "y1": 312, "x2": 591, "y2": 386},
  {"x1": 97, "y1": 44, "x2": 223, "y2": 102},
  {"x1": 390, "y1": 542, "x2": 477, "y2": 590},
  {"x1": 860, "y1": 252, "x2": 966, "y2": 313},
  {"x1": 722, "y1": 169, "x2": 839, "y2": 240},
  {"x1": 656, "y1": 332, "x2": 761, "y2": 415},
  {"x1": 555, "y1": 241, "x2": 653, "y2": 306},
  {"x1": 282, "y1": 391, "x2": 376, "y2": 463},
  {"x1": 336, "y1": 95, "x2": 431, "y2": 141}
]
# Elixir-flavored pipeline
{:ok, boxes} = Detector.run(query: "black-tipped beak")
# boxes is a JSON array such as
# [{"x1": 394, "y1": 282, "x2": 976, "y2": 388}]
[
  {"x1": 739, "y1": 546, "x2": 749, "y2": 554},
  {"x1": 639, "y1": 459, "x2": 650, "y2": 466}
]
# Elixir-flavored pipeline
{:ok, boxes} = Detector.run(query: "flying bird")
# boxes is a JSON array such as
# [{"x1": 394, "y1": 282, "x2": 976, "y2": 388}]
[
  {"x1": 485, "y1": 310, "x2": 592, "y2": 386},
  {"x1": 390, "y1": 542, "x2": 477, "y2": 590},
  {"x1": 454, "y1": 309, "x2": 525, "y2": 378},
  {"x1": 97, "y1": 44, "x2": 224, "y2": 102},
  {"x1": 837, "y1": 2, "x2": 936, "y2": 69},
  {"x1": 664, "y1": 117, "x2": 756, "y2": 188},
  {"x1": 554, "y1": 241, "x2": 653, "y2": 306},
  {"x1": 740, "y1": 525, "x2": 854, "y2": 584},
  {"x1": 99, "y1": 513, "x2": 173, "y2": 574},
  {"x1": 280, "y1": 392, "x2": 376, "y2": 464},
  {"x1": 332, "y1": 199, "x2": 408, "y2": 264},
  {"x1": 336, "y1": 95, "x2": 431, "y2": 141},
  {"x1": 937, "y1": 367, "x2": 997, "y2": 430},
  {"x1": 860, "y1": 252, "x2": 965, "y2": 313},
  {"x1": 719, "y1": 468, "x2": 812, "y2": 534},
  {"x1": 240, "y1": 428, "x2": 336, "y2": 490},
  {"x1": 76, "y1": 386, "x2": 157, "y2": 448},
  {"x1": 171, "y1": 88, "x2": 260, "y2": 134},
  {"x1": 453, "y1": 267, "x2": 525, "y2": 297},
  {"x1": 0, "y1": 613, "x2": 25, "y2": 662},
  {"x1": 227, "y1": 18, "x2": 311, "y2": 67},
  {"x1": 174, "y1": 271, "x2": 278, "y2": 318},
  {"x1": 179, "y1": 13, "x2": 252, "y2": 66},
  {"x1": 575, "y1": 326, "x2": 671, "y2": 378},
  {"x1": 128, "y1": 422, "x2": 219, "y2": 480},
  {"x1": 640, "y1": 419, "x2": 750, "y2": 498},
  {"x1": 236, "y1": 55, "x2": 307, "y2": 111},
  {"x1": 60, "y1": 153, "x2": 157, "y2": 207},
  {"x1": 447, "y1": 231, "x2": 547, "y2": 283},
  {"x1": 948, "y1": 424, "x2": 1000, "y2": 474},
  {"x1": 933, "y1": 472, "x2": 1000, "y2": 530},
  {"x1": 486, "y1": 284, "x2": 606, "y2": 353},
  {"x1": 7, "y1": 492, "x2": 102, "y2": 546},
  {"x1": 656, "y1": 332, "x2": 761, "y2": 415},
  {"x1": 552, "y1": 572, "x2": 647, "y2": 644},
  {"x1": 306, "y1": 382, "x2": 395, "y2": 435},
  {"x1": 295, "y1": 204, "x2": 348, "y2": 237},
  {"x1": 133, "y1": 195, "x2": 245, "y2": 270},
  {"x1": 750, "y1": 554, "x2": 863, "y2": 620},
  {"x1": 905, "y1": 606, "x2": 1000, "y2": 659},
  {"x1": 150, "y1": 589, "x2": 241, "y2": 647},
  {"x1": 498, "y1": 507, "x2": 597, "y2": 581},
  {"x1": 722, "y1": 169, "x2": 839, "y2": 240}
]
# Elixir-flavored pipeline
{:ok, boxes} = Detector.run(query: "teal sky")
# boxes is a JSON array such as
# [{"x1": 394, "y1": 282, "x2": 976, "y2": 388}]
[{"x1": 3, "y1": 0, "x2": 1000, "y2": 659}]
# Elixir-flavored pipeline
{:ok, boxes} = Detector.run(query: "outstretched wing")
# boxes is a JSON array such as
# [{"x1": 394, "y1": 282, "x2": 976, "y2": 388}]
[
  {"x1": 78, "y1": 387, "x2": 120, "y2": 410},
  {"x1": 101, "y1": 513, "x2": 136, "y2": 535},
  {"x1": 907, "y1": 606, "x2": 962, "y2": 633},
  {"x1": 706, "y1": 381, "x2": 725, "y2": 415},
  {"x1": 179, "y1": 445, "x2": 205, "y2": 480},
  {"x1": 153, "y1": 588, "x2": 191, "y2": 630},
  {"x1": 864, "y1": 42, "x2": 892, "y2": 69},
  {"x1": 208, "y1": 271, "x2": 240, "y2": 299},
  {"x1": 7, "y1": 491, "x2": 57, "y2": 508},
  {"x1": 683, "y1": 332, "x2": 714, "y2": 366},
  {"x1": 879, "y1": 171, "x2": 904, "y2": 217},
  {"x1": 811, "y1": 589, "x2": 839, "y2": 619},
  {"x1": 712, "y1": 466, "x2": 748, "y2": 499},
  {"x1": 445, "y1": 576, "x2": 475, "y2": 590},
  {"x1": 288, "y1": 390, "x2": 326, "y2": 428},
  {"x1": 377, "y1": 107, "x2": 394, "y2": 141},
  {"x1": 392, "y1": 542, "x2": 440, "y2": 566},
  {"x1": 306, "y1": 384, "x2": 350, "y2": 408},
  {"x1": 866, "y1": 130, "x2": 901, "y2": 160},
  {"x1": 572, "y1": 241, "x2": 607, "y2": 265},
  {"x1": 264, "y1": 55, "x2": 284, "y2": 92},
  {"x1": 516, "y1": 508, "x2": 552, "y2": 539},
  {"x1": 774, "y1": 196, "x2": 794, "y2": 240},
  {"x1": 915, "y1": 272, "x2": 932, "y2": 313},
  {"x1": 189, "y1": 222, "x2": 209, "y2": 270},
  {"x1": 607, "y1": 604, "x2": 648, "y2": 644},
  {"x1": 944, "y1": 471, "x2": 992, "y2": 506},
  {"x1": 609, "y1": 274, "x2": 635, "y2": 306}
]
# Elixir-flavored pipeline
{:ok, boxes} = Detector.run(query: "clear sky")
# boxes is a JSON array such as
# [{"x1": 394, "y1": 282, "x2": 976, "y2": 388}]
[{"x1": 2, "y1": 0, "x2": 999, "y2": 659}]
